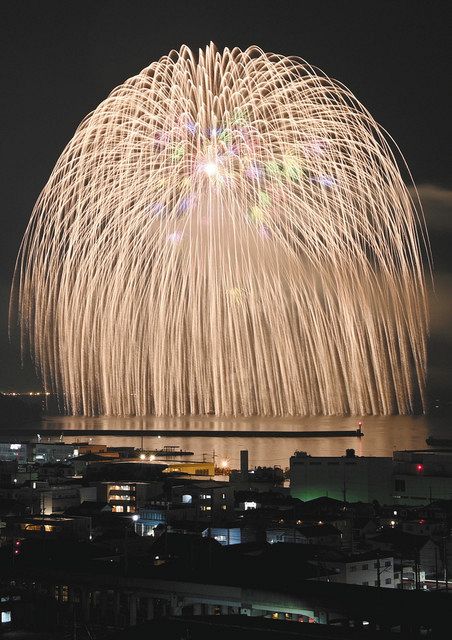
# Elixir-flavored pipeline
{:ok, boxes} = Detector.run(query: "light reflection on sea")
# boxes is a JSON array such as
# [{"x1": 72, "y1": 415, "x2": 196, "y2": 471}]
[{"x1": 12, "y1": 414, "x2": 452, "y2": 469}]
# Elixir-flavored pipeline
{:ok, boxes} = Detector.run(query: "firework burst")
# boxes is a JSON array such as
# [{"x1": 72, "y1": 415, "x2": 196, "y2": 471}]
[{"x1": 12, "y1": 44, "x2": 428, "y2": 416}]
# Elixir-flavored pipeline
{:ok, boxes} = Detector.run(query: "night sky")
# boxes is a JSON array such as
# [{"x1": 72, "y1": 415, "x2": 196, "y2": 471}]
[{"x1": 1, "y1": 1, "x2": 451, "y2": 404}]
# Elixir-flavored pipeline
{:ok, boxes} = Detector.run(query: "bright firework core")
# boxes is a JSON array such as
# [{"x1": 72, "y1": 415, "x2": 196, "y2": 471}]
[
  {"x1": 203, "y1": 161, "x2": 219, "y2": 177},
  {"x1": 12, "y1": 44, "x2": 428, "y2": 417}
]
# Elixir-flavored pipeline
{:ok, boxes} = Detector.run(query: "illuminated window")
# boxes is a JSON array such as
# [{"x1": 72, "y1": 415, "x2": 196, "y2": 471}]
[
  {"x1": 182, "y1": 494, "x2": 192, "y2": 504},
  {"x1": 113, "y1": 506, "x2": 124, "y2": 513},
  {"x1": 244, "y1": 501, "x2": 257, "y2": 510},
  {"x1": 200, "y1": 506, "x2": 212, "y2": 511},
  {"x1": 1, "y1": 611, "x2": 11, "y2": 624},
  {"x1": 200, "y1": 494, "x2": 212, "y2": 500},
  {"x1": 221, "y1": 505, "x2": 227, "y2": 510}
]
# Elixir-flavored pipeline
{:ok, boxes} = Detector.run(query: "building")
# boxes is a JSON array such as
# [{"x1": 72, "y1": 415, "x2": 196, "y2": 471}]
[
  {"x1": 266, "y1": 524, "x2": 341, "y2": 546},
  {"x1": 171, "y1": 482, "x2": 234, "y2": 520},
  {"x1": 6, "y1": 514, "x2": 91, "y2": 540},
  {"x1": 290, "y1": 449, "x2": 393, "y2": 504},
  {"x1": 366, "y1": 528, "x2": 441, "y2": 577},
  {"x1": 393, "y1": 450, "x2": 452, "y2": 505},
  {"x1": 202, "y1": 526, "x2": 242, "y2": 545},
  {"x1": 320, "y1": 551, "x2": 397, "y2": 588},
  {"x1": 41, "y1": 484, "x2": 97, "y2": 515},
  {"x1": 97, "y1": 481, "x2": 163, "y2": 514},
  {"x1": 162, "y1": 460, "x2": 215, "y2": 476}
]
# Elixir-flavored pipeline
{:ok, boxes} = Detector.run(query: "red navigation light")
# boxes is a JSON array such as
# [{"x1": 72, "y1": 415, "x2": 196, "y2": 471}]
[
  {"x1": 13, "y1": 539, "x2": 21, "y2": 557},
  {"x1": 416, "y1": 464, "x2": 424, "y2": 472}
]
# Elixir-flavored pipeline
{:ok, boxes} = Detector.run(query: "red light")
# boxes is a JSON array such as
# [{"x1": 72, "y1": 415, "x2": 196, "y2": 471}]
[{"x1": 416, "y1": 464, "x2": 424, "y2": 472}]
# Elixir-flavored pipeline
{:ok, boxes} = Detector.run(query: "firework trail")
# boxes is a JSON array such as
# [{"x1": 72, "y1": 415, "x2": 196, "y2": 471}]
[{"x1": 12, "y1": 44, "x2": 428, "y2": 416}]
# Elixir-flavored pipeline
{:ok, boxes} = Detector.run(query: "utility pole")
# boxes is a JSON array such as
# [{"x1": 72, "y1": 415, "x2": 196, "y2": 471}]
[
  {"x1": 414, "y1": 551, "x2": 419, "y2": 590},
  {"x1": 124, "y1": 525, "x2": 129, "y2": 576},
  {"x1": 434, "y1": 545, "x2": 439, "y2": 590}
]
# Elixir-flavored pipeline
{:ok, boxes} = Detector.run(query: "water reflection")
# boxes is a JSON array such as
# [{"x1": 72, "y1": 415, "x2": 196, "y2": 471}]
[{"x1": 11, "y1": 413, "x2": 450, "y2": 468}]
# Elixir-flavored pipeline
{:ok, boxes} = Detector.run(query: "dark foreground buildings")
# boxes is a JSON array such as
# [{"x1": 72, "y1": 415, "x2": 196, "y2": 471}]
[{"x1": 1, "y1": 442, "x2": 452, "y2": 638}]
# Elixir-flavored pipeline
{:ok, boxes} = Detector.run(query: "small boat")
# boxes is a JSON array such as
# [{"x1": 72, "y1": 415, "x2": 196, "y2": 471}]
[
  {"x1": 150, "y1": 445, "x2": 194, "y2": 457},
  {"x1": 426, "y1": 436, "x2": 452, "y2": 447}
]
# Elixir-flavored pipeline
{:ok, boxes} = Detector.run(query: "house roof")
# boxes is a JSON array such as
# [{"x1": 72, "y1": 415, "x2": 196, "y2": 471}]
[
  {"x1": 299, "y1": 524, "x2": 341, "y2": 538},
  {"x1": 369, "y1": 528, "x2": 432, "y2": 552},
  {"x1": 65, "y1": 501, "x2": 112, "y2": 516}
]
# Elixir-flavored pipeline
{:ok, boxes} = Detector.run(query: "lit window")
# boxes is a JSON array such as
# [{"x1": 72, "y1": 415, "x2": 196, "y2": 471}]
[
  {"x1": 1, "y1": 611, "x2": 11, "y2": 623},
  {"x1": 244, "y1": 501, "x2": 257, "y2": 510},
  {"x1": 221, "y1": 505, "x2": 227, "y2": 510},
  {"x1": 182, "y1": 494, "x2": 192, "y2": 504}
]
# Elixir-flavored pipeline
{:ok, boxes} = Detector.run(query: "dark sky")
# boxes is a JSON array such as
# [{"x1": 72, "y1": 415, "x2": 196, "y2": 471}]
[{"x1": 1, "y1": 0, "x2": 451, "y2": 401}]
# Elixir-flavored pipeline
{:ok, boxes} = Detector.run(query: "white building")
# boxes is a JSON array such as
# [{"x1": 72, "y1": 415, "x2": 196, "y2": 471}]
[{"x1": 329, "y1": 554, "x2": 396, "y2": 588}]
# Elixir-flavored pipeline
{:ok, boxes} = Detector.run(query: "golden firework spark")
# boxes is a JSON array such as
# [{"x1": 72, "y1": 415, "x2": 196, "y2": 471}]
[{"x1": 11, "y1": 44, "x2": 429, "y2": 416}]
